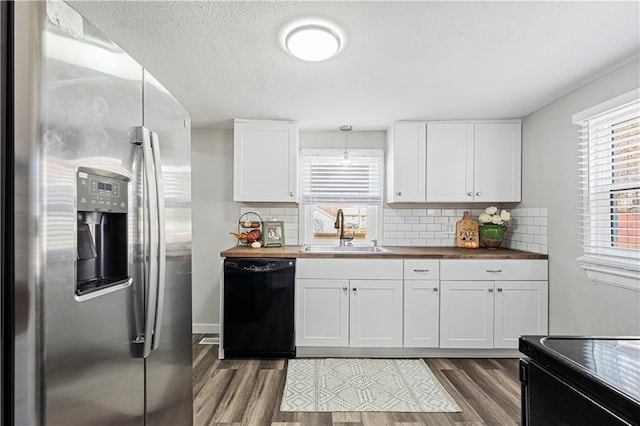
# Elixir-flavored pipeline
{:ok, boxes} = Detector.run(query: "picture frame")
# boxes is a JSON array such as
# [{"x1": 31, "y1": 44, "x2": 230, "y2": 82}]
[{"x1": 263, "y1": 221, "x2": 285, "y2": 247}]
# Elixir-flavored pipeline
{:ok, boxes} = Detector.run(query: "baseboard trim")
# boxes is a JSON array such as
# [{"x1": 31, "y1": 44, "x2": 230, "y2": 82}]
[
  {"x1": 296, "y1": 347, "x2": 521, "y2": 358},
  {"x1": 192, "y1": 323, "x2": 220, "y2": 334}
]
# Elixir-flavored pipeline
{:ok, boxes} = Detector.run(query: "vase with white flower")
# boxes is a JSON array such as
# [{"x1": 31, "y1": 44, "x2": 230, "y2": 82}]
[{"x1": 478, "y1": 206, "x2": 511, "y2": 249}]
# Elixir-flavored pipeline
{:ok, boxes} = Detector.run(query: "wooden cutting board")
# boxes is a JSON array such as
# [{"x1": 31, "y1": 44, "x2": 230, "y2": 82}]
[{"x1": 456, "y1": 211, "x2": 479, "y2": 248}]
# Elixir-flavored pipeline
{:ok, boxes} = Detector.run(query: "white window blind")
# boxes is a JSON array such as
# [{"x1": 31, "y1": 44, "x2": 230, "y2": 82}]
[
  {"x1": 301, "y1": 150, "x2": 383, "y2": 205},
  {"x1": 574, "y1": 91, "x2": 640, "y2": 290}
]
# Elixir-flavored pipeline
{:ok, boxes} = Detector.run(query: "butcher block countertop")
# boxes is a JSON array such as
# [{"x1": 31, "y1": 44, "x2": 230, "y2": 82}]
[{"x1": 220, "y1": 245, "x2": 548, "y2": 259}]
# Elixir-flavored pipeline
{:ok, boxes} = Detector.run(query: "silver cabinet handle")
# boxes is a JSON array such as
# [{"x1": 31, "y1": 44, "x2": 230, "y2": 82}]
[
  {"x1": 486, "y1": 269, "x2": 503, "y2": 273},
  {"x1": 488, "y1": 288, "x2": 494, "y2": 292},
  {"x1": 476, "y1": 192, "x2": 481, "y2": 196},
  {"x1": 413, "y1": 269, "x2": 430, "y2": 273},
  {"x1": 289, "y1": 191, "x2": 294, "y2": 196},
  {"x1": 397, "y1": 191, "x2": 402, "y2": 196},
  {"x1": 467, "y1": 192, "x2": 473, "y2": 196},
  {"x1": 342, "y1": 286, "x2": 347, "y2": 291},
  {"x1": 433, "y1": 287, "x2": 438, "y2": 292},
  {"x1": 497, "y1": 288, "x2": 503, "y2": 292}
]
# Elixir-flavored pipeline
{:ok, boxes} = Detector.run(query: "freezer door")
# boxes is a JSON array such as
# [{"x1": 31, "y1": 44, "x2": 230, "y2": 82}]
[
  {"x1": 143, "y1": 70, "x2": 193, "y2": 426},
  {"x1": 32, "y1": 3, "x2": 145, "y2": 425}
]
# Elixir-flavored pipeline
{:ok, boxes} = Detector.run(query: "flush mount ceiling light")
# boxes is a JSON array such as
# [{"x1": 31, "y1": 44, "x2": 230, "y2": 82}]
[{"x1": 285, "y1": 25, "x2": 341, "y2": 62}]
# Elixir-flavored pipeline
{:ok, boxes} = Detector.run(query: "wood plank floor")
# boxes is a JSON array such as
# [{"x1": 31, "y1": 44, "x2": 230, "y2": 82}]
[{"x1": 193, "y1": 335, "x2": 522, "y2": 426}]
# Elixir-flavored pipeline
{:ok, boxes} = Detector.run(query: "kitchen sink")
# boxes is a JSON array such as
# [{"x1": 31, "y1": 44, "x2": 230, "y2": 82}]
[{"x1": 299, "y1": 244, "x2": 394, "y2": 254}]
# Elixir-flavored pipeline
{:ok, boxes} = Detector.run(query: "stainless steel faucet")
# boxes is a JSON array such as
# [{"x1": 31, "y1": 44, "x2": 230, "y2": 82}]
[{"x1": 334, "y1": 209, "x2": 345, "y2": 244}]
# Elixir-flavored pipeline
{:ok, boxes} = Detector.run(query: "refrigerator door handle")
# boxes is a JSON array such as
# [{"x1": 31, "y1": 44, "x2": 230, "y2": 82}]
[
  {"x1": 150, "y1": 131, "x2": 166, "y2": 350},
  {"x1": 138, "y1": 126, "x2": 160, "y2": 359}
]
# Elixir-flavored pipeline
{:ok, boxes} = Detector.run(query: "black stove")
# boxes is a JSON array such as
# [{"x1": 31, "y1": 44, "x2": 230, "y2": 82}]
[{"x1": 520, "y1": 335, "x2": 640, "y2": 426}]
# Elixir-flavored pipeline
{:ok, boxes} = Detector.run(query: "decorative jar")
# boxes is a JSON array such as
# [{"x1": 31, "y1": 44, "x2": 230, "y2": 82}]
[{"x1": 479, "y1": 223, "x2": 506, "y2": 249}]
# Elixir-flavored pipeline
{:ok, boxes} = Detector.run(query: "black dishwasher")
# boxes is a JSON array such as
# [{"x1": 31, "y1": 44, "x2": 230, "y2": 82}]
[{"x1": 223, "y1": 258, "x2": 296, "y2": 358}]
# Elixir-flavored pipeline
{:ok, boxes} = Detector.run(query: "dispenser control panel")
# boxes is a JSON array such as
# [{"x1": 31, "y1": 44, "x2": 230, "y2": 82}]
[{"x1": 77, "y1": 169, "x2": 128, "y2": 213}]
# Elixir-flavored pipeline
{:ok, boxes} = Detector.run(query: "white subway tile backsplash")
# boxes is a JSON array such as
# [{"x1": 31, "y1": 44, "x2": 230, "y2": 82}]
[
  {"x1": 534, "y1": 217, "x2": 548, "y2": 226},
  {"x1": 239, "y1": 205, "x2": 299, "y2": 245},
  {"x1": 382, "y1": 205, "x2": 548, "y2": 254}
]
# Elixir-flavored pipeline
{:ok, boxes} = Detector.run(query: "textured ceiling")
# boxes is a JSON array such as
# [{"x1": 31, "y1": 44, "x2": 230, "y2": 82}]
[{"x1": 68, "y1": 1, "x2": 640, "y2": 131}]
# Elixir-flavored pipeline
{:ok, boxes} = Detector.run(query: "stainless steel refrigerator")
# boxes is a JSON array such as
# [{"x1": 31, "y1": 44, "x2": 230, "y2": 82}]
[{"x1": 1, "y1": 1, "x2": 193, "y2": 424}]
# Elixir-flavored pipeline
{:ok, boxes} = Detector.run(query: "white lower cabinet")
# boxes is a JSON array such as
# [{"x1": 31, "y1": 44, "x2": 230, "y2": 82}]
[
  {"x1": 349, "y1": 280, "x2": 403, "y2": 347},
  {"x1": 439, "y1": 260, "x2": 549, "y2": 350},
  {"x1": 296, "y1": 278, "x2": 403, "y2": 347},
  {"x1": 440, "y1": 280, "x2": 494, "y2": 349},
  {"x1": 403, "y1": 259, "x2": 440, "y2": 348},
  {"x1": 295, "y1": 258, "x2": 548, "y2": 353},
  {"x1": 295, "y1": 259, "x2": 404, "y2": 348},
  {"x1": 404, "y1": 281, "x2": 440, "y2": 348},
  {"x1": 296, "y1": 279, "x2": 349, "y2": 347},
  {"x1": 493, "y1": 281, "x2": 548, "y2": 348}
]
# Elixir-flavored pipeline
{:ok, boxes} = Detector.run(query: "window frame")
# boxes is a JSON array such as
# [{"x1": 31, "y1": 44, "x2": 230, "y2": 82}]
[
  {"x1": 573, "y1": 88, "x2": 640, "y2": 291},
  {"x1": 298, "y1": 148, "x2": 384, "y2": 246}
]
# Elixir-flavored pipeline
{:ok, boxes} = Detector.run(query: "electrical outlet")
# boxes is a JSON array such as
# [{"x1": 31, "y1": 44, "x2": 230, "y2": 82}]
[{"x1": 444, "y1": 223, "x2": 456, "y2": 234}]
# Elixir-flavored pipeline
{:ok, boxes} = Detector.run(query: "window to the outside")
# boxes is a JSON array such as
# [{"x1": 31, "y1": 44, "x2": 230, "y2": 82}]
[
  {"x1": 300, "y1": 149, "x2": 383, "y2": 244},
  {"x1": 574, "y1": 90, "x2": 640, "y2": 290}
]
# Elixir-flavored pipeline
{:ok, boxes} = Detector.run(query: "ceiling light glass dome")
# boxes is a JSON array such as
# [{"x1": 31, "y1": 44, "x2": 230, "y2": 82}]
[{"x1": 285, "y1": 25, "x2": 341, "y2": 62}]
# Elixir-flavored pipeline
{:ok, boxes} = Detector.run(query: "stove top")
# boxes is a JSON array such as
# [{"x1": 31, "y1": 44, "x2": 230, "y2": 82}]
[
  {"x1": 541, "y1": 337, "x2": 640, "y2": 401},
  {"x1": 521, "y1": 336, "x2": 640, "y2": 404}
]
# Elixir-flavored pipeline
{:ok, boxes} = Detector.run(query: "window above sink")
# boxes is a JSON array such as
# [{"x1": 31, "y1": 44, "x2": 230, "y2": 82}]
[{"x1": 299, "y1": 149, "x2": 384, "y2": 246}]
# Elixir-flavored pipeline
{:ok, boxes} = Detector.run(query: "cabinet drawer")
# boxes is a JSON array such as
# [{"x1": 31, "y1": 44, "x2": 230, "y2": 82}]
[
  {"x1": 404, "y1": 260, "x2": 439, "y2": 280},
  {"x1": 441, "y1": 259, "x2": 547, "y2": 281}
]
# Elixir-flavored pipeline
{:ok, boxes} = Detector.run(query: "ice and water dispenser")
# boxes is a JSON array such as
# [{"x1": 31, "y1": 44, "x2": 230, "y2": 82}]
[{"x1": 76, "y1": 168, "x2": 130, "y2": 296}]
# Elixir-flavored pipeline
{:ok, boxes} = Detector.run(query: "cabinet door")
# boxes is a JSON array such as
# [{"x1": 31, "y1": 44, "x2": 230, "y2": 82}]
[
  {"x1": 426, "y1": 123, "x2": 474, "y2": 202},
  {"x1": 440, "y1": 281, "x2": 494, "y2": 348},
  {"x1": 387, "y1": 122, "x2": 426, "y2": 202},
  {"x1": 233, "y1": 119, "x2": 298, "y2": 202},
  {"x1": 350, "y1": 280, "x2": 403, "y2": 347},
  {"x1": 473, "y1": 123, "x2": 521, "y2": 202},
  {"x1": 494, "y1": 281, "x2": 548, "y2": 349},
  {"x1": 296, "y1": 279, "x2": 349, "y2": 347},
  {"x1": 404, "y1": 281, "x2": 440, "y2": 348}
]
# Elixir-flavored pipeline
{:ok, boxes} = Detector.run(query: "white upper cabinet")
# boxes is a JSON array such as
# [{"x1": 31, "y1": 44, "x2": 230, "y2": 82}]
[
  {"x1": 233, "y1": 119, "x2": 299, "y2": 202},
  {"x1": 474, "y1": 123, "x2": 522, "y2": 202},
  {"x1": 426, "y1": 122, "x2": 521, "y2": 202},
  {"x1": 387, "y1": 121, "x2": 426, "y2": 203},
  {"x1": 425, "y1": 123, "x2": 474, "y2": 202}
]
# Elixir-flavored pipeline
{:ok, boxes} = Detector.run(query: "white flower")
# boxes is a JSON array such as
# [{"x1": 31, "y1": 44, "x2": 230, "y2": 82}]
[
  {"x1": 485, "y1": 206, "x2": 498, "y2": 215},
  {"x1": 490, "y1": 215, "x2": 504, "y2": 225},
  {"x1": 479, "y1": 212, "x2": 492, "y2": 223},
  {"x1": 478, "y1": 206, "x2": 511, "y2": 227}
]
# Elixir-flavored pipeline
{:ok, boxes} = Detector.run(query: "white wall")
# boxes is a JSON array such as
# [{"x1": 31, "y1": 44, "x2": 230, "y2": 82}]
[
  {"x1": 521, "y1": 58, "x2": 640, "y2": 335},
  {"x1": 191, "y1": 128, "x2": 237, "y2": 333}
]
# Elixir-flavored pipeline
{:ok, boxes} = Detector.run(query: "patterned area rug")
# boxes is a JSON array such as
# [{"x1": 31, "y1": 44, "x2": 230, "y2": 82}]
[{"x1": 281, "y1": 358, "x2": 461, "y2": 412}]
